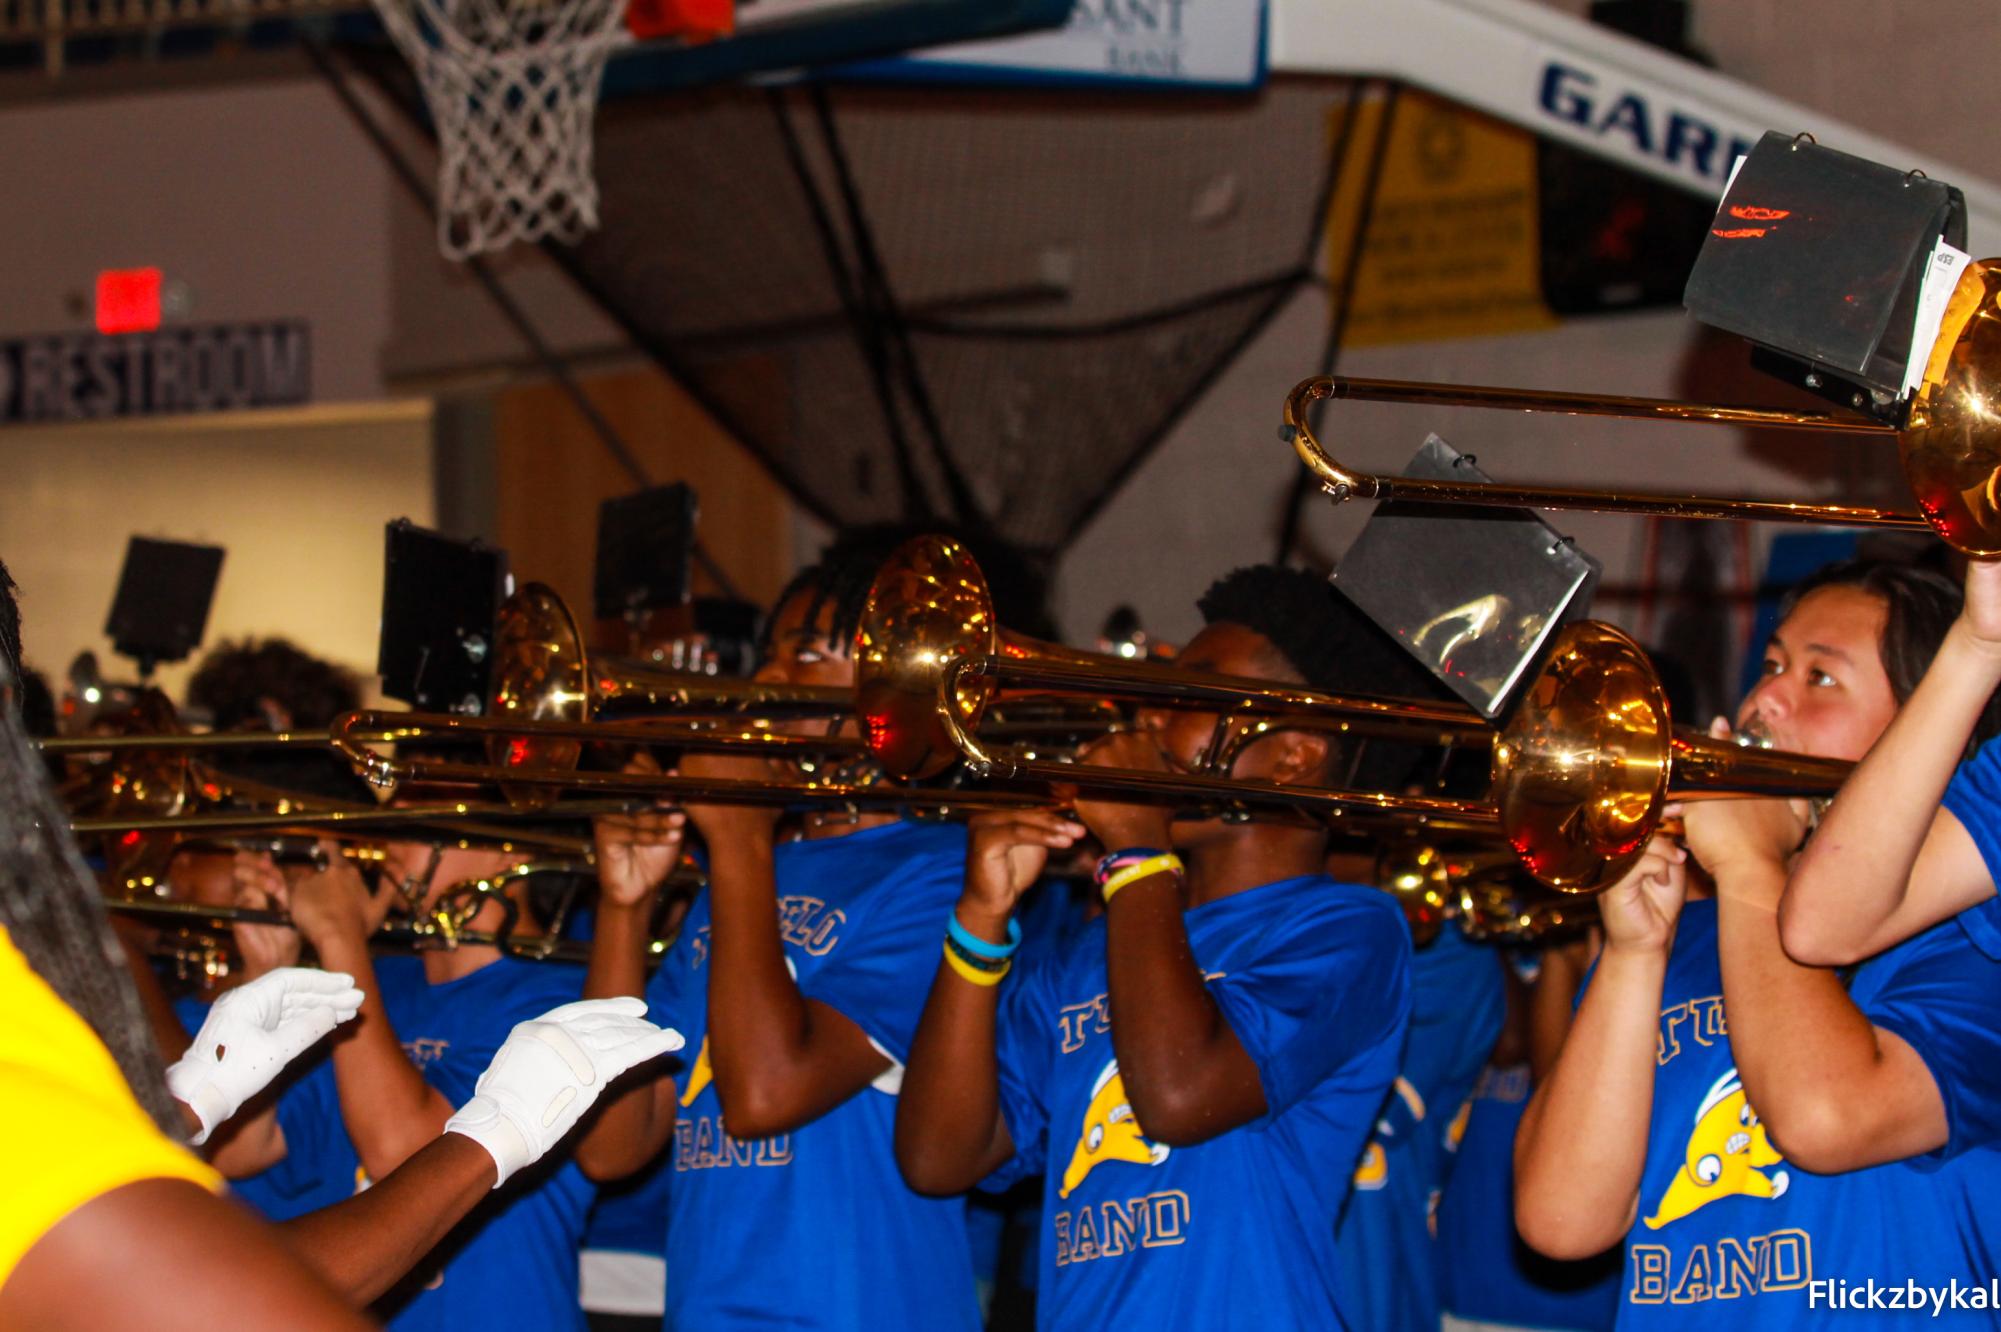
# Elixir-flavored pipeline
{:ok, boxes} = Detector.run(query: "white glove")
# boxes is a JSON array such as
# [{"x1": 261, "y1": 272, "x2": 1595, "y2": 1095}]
[
  {"x1": 166, "y1": 967, "x2": 364, "y2": 1146},
  {"x1": 445, "y1": 997, "x2": 684, "y2": 1188}
]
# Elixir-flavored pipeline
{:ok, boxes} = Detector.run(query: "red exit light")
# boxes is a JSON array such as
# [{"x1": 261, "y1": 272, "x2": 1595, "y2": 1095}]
[{"x1": 96, "y1": 268, "x2": 163, "y2": 335}]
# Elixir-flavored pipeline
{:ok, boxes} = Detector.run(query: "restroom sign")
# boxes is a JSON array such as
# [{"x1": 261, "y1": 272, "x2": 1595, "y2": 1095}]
[{"x1": 0, "y1": 320, "x2": 311, "y2": 425}]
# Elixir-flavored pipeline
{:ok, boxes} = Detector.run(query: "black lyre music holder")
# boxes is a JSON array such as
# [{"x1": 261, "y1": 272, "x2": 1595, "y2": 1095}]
[
  {"x1": 1683, "y1": 130, "x2": 1966, "y2": 423},
  {"x1": 378, "y1": 520, "x2": 508, "y2": 714},
  {"x1": 594, "y1": 482, "x2": 698, "y2": 623},
  {"x1": 104, "y1": 535, "x2": 225, "y2": 678},
  {"x1": 1332, "y1": 436, "x2": 1602, "y2": 720}
]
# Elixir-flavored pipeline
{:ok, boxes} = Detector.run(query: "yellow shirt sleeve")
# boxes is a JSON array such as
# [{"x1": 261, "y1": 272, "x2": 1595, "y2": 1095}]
[{"x1": 0, "y1": 925, "x2": 221, "y2": 1291}]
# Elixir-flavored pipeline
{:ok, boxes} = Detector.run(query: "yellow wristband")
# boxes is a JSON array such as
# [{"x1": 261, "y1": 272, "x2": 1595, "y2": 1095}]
[
  {"x1": 943, "y1": 939, "x2": 1009, "y2": 987},
  {"x1": 1102, "y1": 852, "x2": 1183, "y2": 903}
]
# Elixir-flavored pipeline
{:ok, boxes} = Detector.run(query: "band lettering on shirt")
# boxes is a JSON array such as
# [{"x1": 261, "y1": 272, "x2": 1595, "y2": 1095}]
[
  {"x1": 1053, "y1": 1190, "x2": 1193, "y2": 1267},
  {"x1": 675, "y1": 1113, "x2": 795, "y2": 1171},
  {"x1": 1629, "y1": 1228, "x2": 1813, "y2": 1305}
]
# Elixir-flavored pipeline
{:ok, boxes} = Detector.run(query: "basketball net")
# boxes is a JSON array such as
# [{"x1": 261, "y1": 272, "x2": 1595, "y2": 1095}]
[{"x1": 371, "y1": 0, "x2": 631, "y2": 260}]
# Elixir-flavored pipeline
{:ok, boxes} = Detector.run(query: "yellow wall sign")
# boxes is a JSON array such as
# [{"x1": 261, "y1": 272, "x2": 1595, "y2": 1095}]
[{"x1": 1326, "y1": 89, "x2": 1558, "y2": 347}]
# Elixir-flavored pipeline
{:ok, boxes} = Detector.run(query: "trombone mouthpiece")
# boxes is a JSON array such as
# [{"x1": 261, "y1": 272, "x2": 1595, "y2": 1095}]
[{"x1": 1732, "y1": 716, "x2": 1778, "y2": 750}]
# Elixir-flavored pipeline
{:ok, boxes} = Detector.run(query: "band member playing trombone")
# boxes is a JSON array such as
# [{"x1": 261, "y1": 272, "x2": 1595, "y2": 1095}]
[
  {"x1": 579, "y1": 529, "x2": 1025, "y2": 1331},
  {"x1": 894, "y1": 564, "x2": 1413, "y2": 1331},
  {"x1": 1778, "y1": 558, "x2": 2001, "y2": 964},
  {"x1": 1515, "y1": 560, "x2": 2001, "y2": 1327},
  {"x1": 131, "y1": 848, "x2": 364, "y2": 1222},
  {"x1": 278, "y1": 830, "x2": 604, "y2": 1328}
]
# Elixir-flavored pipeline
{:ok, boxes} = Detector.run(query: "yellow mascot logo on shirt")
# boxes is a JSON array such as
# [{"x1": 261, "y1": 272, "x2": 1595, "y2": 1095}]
[
  {"x1": 1644, "y1": 1069, "x2": 1789, "y2": 1229},
  {"x1": 1060, "y1": 1060, "x2": 1170, "y2": 1199},
  {"x1": 1351, "y1": 1077, "x2": 1428, "y2": 1191},
  {"x1": 679, "y1": 1037, "x2": 713, "y2": 1108}
]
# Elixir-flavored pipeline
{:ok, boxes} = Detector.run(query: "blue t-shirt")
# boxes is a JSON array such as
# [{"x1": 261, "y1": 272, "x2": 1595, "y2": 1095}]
[
  {"x1": 1437, "y1": 1062, "x2": 1620, "y2": 1331},
  {"x1": 643, "y1": 818, "x2": 981, "y2": 1332},
  {"x1": 362, "y1": 956, "x2": 596, "y2": 1332},
  {"x1": 1597, "y1": 898, "x2": 2001, "y2": 1328},
  {"x1": 171, "y1": 992, "x2": 359, "y2": 1223},
  {"x1": 1334, "y1": 920, "x2": 1505, "y2": 1332},
  {"x1": 992, "y1": 874, "x2": 1411, "y2": 1331},
  {"x1": 1940, "y1": 734, "x2": 2001, "y2": 960},
  {"x1": 583, "y1": 1150, "x2": 670, "y2": 1257}
]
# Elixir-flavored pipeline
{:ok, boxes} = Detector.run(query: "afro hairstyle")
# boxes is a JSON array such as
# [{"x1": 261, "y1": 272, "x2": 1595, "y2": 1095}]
[
  {"x1": 1197, "y1": 565, "x2": 1466, "y2": 793},
  {"x1": 763, "y1": 521, "x2": 1055, "y2": 657}
]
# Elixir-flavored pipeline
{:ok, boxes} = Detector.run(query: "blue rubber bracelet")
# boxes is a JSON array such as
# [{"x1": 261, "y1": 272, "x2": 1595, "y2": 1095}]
[{"x1": 948, "y1": 913, "x2": 1022, "y2": 961}]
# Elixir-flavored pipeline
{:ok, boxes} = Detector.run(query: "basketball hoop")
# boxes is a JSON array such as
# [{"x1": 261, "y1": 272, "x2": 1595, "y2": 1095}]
[{"x1": 371, "y1": 0, "x2": 631, "y2": 260}]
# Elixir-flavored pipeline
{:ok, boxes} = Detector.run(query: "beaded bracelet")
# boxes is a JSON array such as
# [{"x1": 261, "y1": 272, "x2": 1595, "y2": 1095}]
[
  {"x1": 1101, "y1": 852, "x2": 1184, "y2": 903},
  {"x1": 942, "y1": 939, "x2": 1010, "y2": 987}
]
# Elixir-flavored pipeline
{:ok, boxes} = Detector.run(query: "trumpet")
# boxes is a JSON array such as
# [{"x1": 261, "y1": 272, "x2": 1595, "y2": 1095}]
[{"x1": 1280, "y1": 259, "x2": 2001, "y2": 554}]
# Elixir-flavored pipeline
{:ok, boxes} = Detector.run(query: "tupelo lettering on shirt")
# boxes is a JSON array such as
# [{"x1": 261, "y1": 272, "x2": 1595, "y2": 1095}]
[
  {"x1": 1058, "y1": 994, "x2": 1112, "y2": 1053},
  {"x1": 776, "y1": 896, "x2": 846, "y2": 956},
  {"x1": 684, "y1": 896, "x2": 849, "y2": 973},
  {"x1": 1055, "y1": 973, "x2": 1225, "y2": 1054},
  {"x1": 402, "y1": 1037, "x2": 450, "y2": 1070},
  {"x1": 1657, "y1": 995, "x2": 1726, "y2": 1066}
]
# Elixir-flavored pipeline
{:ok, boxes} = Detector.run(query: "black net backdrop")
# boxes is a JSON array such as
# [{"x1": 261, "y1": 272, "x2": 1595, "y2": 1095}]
[{"x1": 357, "y1": 57, "x2": 1354, "y2": 558}]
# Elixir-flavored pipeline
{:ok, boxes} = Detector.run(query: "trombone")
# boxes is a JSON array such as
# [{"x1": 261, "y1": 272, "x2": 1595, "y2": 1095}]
[
  {"x1": 320, "y1": 576, "x2": 1115, "y2": 819},
  {"x1": 852, "y1": 536, "x2": 1495, "y2": 836},
  {"x1": 1374, "y1": 840, "x2": 1596, "y2": 948},
  {"x1": 865, "y1": 537, "x2": 1850, "y2": 893},
  {"x1": 1281, "y1": 258, "x2": 2001, "y2": 554},
  {"x1": 108, "y1": 852, "x2": 704, "y2": 979},
  {"x1": 55, "y1": 701, "x2": 626, "y2": 899},
  {"x1": 319, "y1": 551, "x2": 1491, "y2": 832},
  {"x1": 302, "y1": 536, "x2": 1851, "y2": 894}
]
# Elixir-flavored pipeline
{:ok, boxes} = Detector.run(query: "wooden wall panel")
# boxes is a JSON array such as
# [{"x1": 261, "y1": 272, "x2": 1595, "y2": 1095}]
[{"x1": 492, "y1": 368, "x2": 797, "y2": 621}]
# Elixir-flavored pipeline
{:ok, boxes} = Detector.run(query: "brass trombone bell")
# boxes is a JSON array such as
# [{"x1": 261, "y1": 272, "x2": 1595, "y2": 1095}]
[
  {"x1": 1488, "y1": 620, "x2": 1852, "y2": 891},
  {"x1": 854, "y1": 536, "x2": 1125, "y2": 782},
  {"x1": 853, "y1": 535, "x2": 1486, "y2": 785},
  {"x1": 852, "y1": 536, "x2": 1501, "y2": 832},
  {"x1": 1373, "y1": 835, "x2": 1598, "y2": 946},
  {"x1": 1283, "y1": 259, "x2": 2001, "y2": 556},
  {"x1": 484, "y1": 584, "x2": 853, "y2": 802}
]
